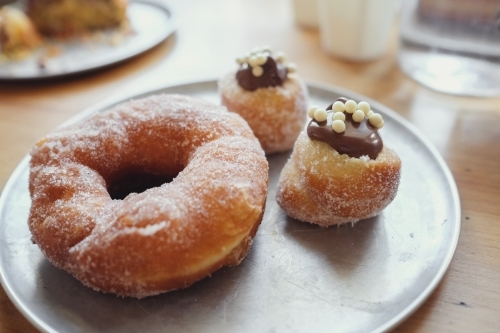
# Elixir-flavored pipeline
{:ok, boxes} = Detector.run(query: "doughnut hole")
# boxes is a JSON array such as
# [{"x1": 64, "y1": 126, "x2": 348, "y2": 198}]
[
  {"x1": 294, "y1": 132, "x2": 401, "y2": 219},
  {"x1": 219, "y1": 71, "x2": 308, "y2": 154},
  {"x1": 276, "y1": 153, "x2": 343, "y2": 226}
]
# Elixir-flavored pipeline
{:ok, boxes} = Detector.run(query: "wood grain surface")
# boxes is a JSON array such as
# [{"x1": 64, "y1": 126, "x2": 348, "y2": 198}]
[{"x1": 0, "y1": 0, "x2": 499, "y2": 332}]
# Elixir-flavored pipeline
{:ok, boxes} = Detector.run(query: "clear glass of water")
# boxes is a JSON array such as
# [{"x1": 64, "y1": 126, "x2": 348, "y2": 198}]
[{"x1": 398, "y1": 0, "x2": 500, "y2": 97}]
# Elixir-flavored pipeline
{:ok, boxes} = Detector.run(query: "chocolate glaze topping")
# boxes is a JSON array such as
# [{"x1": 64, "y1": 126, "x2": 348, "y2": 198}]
[
  {"x1": 307, "y1": 98, "x2": 383, "y2": 159},
  {"x1": 236, "y1": 56, "x2": 288, "y2": 91}
]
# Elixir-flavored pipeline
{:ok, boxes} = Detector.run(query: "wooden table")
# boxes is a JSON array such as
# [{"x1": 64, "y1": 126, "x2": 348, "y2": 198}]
[{"x1": 1, "y1": 0, "x2": 499, "y2": 331}]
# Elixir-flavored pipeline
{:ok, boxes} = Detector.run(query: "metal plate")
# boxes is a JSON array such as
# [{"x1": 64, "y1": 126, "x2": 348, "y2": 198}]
[
  {"x1": 0, "y1": 0, "x2": 176, "y2": 80},
  {"x1": 0, "y1": 80, "x2": 461, "y2": 332}
]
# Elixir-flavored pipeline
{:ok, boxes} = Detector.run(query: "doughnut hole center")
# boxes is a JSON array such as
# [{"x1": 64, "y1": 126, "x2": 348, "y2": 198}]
[{"x1": 107, "y1": 170, "x2": 177, "y2": 200}]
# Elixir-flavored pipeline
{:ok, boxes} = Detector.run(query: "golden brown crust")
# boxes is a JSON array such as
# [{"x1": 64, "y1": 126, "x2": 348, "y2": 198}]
[
  {"x1": 219, "y1": 71, "x2": 308, "y2": 155},
  {"x1": 29, "y1": 94, "x2": 268, "y2": 298},
  {"x1": 276, "y1": 132, "x2": 401, "y2": 226},
  {"x1": 27, "y1": 0, "x2": 128, "y2": 37},
  {"x1": 0, "y1": 6, "x2": 42, "y2": 58}
]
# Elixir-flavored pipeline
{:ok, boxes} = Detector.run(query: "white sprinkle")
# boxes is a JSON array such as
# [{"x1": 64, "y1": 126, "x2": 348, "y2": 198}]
[
  {"x1": 368, "y1": 113, "x2": 383, "y2": 127},
  {"x1": 252, "y1": 65, "x2": 264, "y2": 77},
  {"x1": 332, "y1": 101, "x2": 346, "y2": 112},
  {"x1": 332, "y1": 120, "x2": 346, "y2": 133},
  {"x1": 256, "y1": 54, "x2": 267, "y2": 65},
  {"x1": 332, "y1": 112, "x2": 346, "y2": 121},
  {"x1": 314, "y1": 108, "x2": 328, "y2": 122},
  {"x1": 352, "y1": 110, "x2": 365, "y2": 122},
  {"x1": 308, "y1": 105, "x2": 319, "y2": 118},
  {"x1": 345, "y1": 100, "x2": 357, "y2": 113},
  {"x1": 248, "y1": 55, "x2": 259, "y2": 67},
  {"x1": 357, "y1": 101, "x2": 370, "y2": 114},
  {"x1": 236, "y1": 56, "x2": 246, "y2": 65},
  {"x1": 275, "y1": 51, "x2": 286, "y2": 63}
]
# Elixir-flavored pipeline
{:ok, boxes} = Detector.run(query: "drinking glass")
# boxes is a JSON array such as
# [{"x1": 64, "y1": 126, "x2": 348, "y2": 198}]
[{"x1": 398, "y1": 0, "x2": 500, "y2": 97}]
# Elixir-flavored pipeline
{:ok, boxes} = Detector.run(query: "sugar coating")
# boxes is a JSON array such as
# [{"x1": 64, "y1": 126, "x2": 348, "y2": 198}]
[
  {"x1": 276, "y1": 132, "x2": 401, "y2": 226},
  {"x1": 219, "y1": 71, "x2": 308, "y2": 154},
  {"x1": 28, "y1": 94, "x2": 269, "y2": 298}
]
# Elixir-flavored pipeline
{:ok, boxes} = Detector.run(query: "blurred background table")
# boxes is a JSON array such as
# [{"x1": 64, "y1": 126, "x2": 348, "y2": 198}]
[{"x1": 0, "y1": 0, "x2": 499, "y2": 332}]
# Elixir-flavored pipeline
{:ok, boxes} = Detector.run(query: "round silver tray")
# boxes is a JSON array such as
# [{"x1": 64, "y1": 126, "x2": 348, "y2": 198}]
[
  {"x1": 0, "y1": 80, "x2": 460, "y2": 332},
  {"x1": 0, "y1": 0, "x2": 176, "y2": 80}
]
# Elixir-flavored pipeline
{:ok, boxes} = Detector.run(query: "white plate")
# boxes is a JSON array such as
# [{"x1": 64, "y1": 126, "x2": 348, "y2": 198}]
[
  {"x1": 0, "y1": 0, "x2": 176, "y2": 80},
  {"x1": 0, "y1": 80, "x2": 460, "y2": 333}
]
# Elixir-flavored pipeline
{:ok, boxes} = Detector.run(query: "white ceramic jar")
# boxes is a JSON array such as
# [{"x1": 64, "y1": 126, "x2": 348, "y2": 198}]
[
  {"x1": 317, "y1": 0, "x2": 397, "y2": 61},
  {"x1": 292, "y1": 0, "x2": 319, "y2": 29}
]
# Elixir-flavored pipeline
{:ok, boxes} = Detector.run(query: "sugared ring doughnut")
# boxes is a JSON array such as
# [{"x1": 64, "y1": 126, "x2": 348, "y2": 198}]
[
  {"x1": 219, "y1": 46, "x2": 308, "y2": 155},
  {"x1": 276, "y1": 97, "x2": 401, "y2": 226},
  {"x1": 28, "y1": 94, "x2": 269, "y2": 298}
]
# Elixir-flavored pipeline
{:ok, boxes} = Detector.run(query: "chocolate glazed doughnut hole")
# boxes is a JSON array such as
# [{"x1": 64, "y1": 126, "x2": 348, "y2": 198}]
[
  {"x1": 219, "y1": 46, "x2": 308, "y2": 155},
  {"x1": 276, "y1": 97, "x2": 401, "y2": 227}
]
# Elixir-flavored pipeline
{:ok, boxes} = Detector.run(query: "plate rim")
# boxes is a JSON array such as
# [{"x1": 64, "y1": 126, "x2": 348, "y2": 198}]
[
  {"x1": 0, "y1": 0, "x2": 177, "y2": 81},
  {"x1": 305, "y1": 79, "x2": 461, "y2": 332},
  {"x1": 0, "y1": 78, "x2": 461, "y2": 333}
]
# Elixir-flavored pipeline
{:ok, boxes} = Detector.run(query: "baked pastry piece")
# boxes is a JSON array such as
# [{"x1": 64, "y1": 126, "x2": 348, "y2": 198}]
[
  {"x1": 0, "y1": 6, "x2": 41, "y2": 59},
  {"x1": 27, "y1": 0, "x2": 128, "y2": 37},
  {"x1": 28, "y1": 94, "x2": 269, "y2": 298},
  {"x1": 276, "y1": 97, "x2": 401, "y2": 226},
  {"x1": 219, "y1": 46, "x2": 308, "y2": 154}
]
